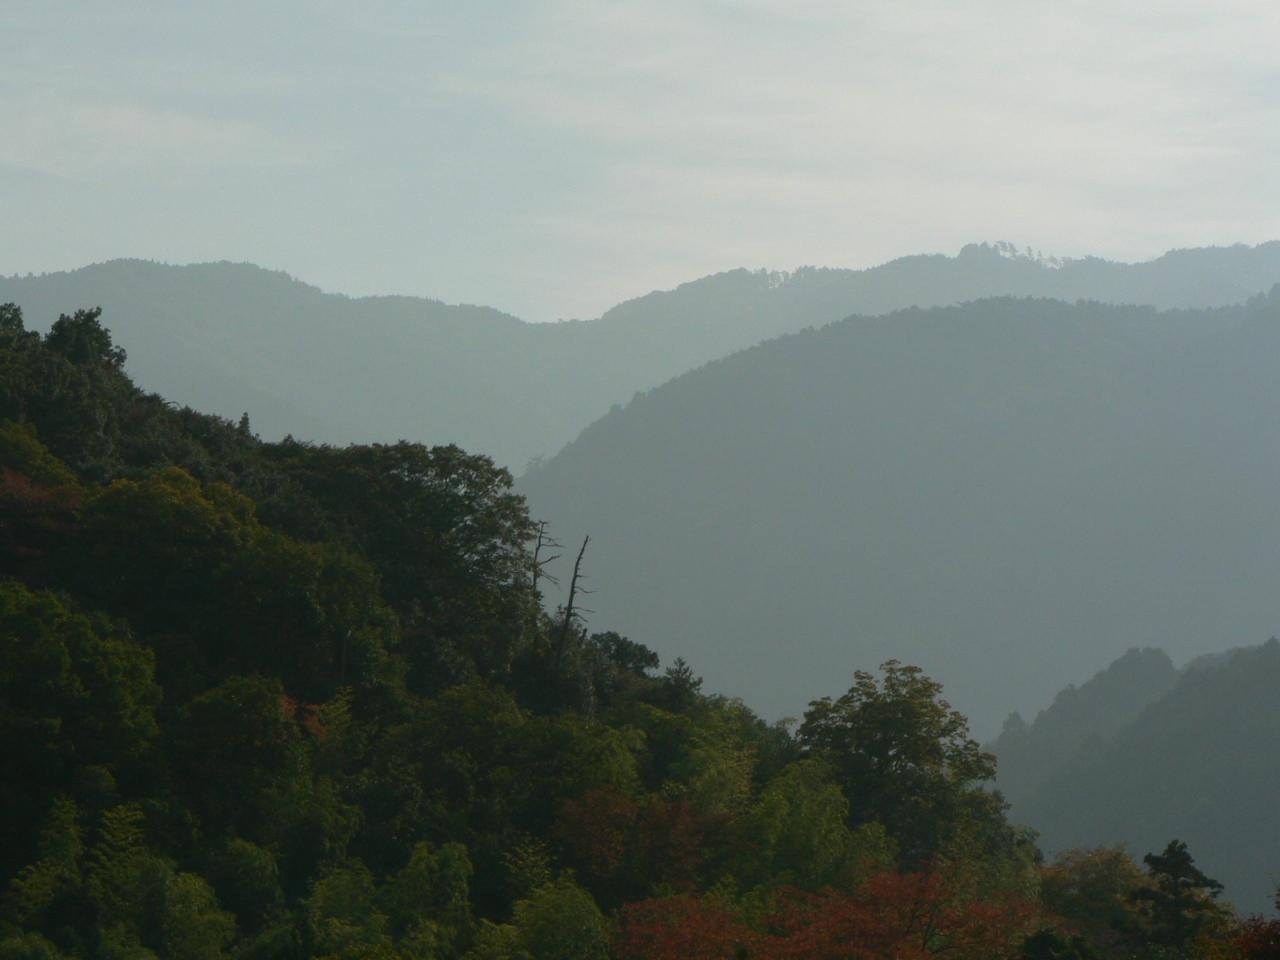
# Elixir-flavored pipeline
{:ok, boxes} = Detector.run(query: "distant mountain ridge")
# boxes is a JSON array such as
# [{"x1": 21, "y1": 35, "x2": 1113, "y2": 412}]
[
  {"x1": 5, "y1": 242, "x2": 1280, "y2": 470},
  {"x1": 517, "y1": 289, "x2": 1280, "y2": 738},
  {"x1": 988, "y1": 647, "x2": 1181, "y2": 806},
  {"x1": 995, "y1": 641, "x2": 1280, "y2": 913}
]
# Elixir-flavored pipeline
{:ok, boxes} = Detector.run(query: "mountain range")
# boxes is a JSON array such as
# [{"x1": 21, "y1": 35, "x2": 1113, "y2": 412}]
[
  {"x1": 8, "y1": 244, "x2": 1280, "y2": 733},
  {"x1": 6, "y1": 242, "x2": 1280, "y2": 471},
  {"x1": 518, "y1": 288, "x2": 1280, "y2": 734},
  {"x1": 7, "y1": 242, "x2": 1280, "y2": 916}
]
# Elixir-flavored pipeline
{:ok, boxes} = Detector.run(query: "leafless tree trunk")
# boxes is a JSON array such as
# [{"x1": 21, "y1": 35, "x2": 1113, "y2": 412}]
[{"x1": 554, "y1": 535, "x2": 590, "y2": 674}]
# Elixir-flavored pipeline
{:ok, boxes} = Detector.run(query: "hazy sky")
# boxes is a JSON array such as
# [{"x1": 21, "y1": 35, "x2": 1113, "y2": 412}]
[{"x1": 4, "y1": 1, "x2": 1279, "y2": 321}]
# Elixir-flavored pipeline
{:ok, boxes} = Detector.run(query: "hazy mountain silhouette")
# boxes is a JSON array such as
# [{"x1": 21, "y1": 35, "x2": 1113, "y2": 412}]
[
  {"x1": 518, "y1": 290, "x2": 1280, "y2": 737},
  {"x1": 5, "y1": 242, "x2": 1280, "y2": 470},
  {"x1": 1006, "y1": 640, "x2": 1280, "y2": 913},
  {"x1": 988, "y1": 647, "x2": 1179, "y2": 804}
]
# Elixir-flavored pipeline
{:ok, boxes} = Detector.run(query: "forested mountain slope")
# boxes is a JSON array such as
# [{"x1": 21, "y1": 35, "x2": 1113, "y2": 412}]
[
  {"x1": 5, "y1": 242, "x2": 1280, "y2": 470},
  {"x1": 988, "y1": 647, "x2": 1180, "y2": 804},
  {"x1": 1007, "y1": 641, "x2": 1280, "y2": 913},
  {"x1": 519, "y1": 291, "x2": 1280, "y2": 735}
]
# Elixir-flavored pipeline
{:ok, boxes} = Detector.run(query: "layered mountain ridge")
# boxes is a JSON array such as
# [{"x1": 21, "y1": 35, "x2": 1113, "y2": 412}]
[{"x1": 6, "y1": 242, "x2": 1280, "y2": 470}]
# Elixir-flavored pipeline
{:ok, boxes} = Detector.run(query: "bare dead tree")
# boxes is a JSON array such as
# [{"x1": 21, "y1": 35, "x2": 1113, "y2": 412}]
[
  {"x1": 554, "y1": 535, "x2": 591, "y2": 675},
  {"x1": 531, "y1": 520, "x2": 562, "y2": 595}
]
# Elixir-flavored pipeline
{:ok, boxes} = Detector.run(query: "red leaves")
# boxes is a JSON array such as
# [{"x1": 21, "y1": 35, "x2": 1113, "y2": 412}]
[
  {"x1": 1235, "y1": 895, "x2": 1280, "y2": 960},
  {"x1": 618, "y1": 895, "x2": 763, "y2": 960},
  {"x1": 0, "y1": 465, "x2": 81, "y2": 573},
  {"x1": 559, "y1": 787, "x2": 640, "y2": 882},
  {"x1": 615, "y1": 864, "x2": 1037, "y2": 960},
  {"x1": 771, "y1": 873, "x2": 1034, "y2": 960},
  {"x1": 558, "y1": 787, "x2": 717, "y2": 904}
]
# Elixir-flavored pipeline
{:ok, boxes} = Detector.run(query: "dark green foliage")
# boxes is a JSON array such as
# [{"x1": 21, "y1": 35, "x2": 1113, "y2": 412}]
[
  {"x1": 43, "y1": 310, "x2": 125, "y2": 370},
  {"x1": 1020, "y1": 929, "x2": 1101, "y2": 959},
  {"x1": 70, "y1": 467, "x2": 395, "y2": 701},
  {"x1": 1131, "y1": 840, "x2": 1226, "y2": 952},
  {"x1": 253, "y1": 441, "x2": 536, "y2": 691},
  {"x1": 201, "y1": 838, "x2": 283, "y2": 932},
  {"x1": 167, "y1": 675, "x2": 311, "y2": 840},
  {"x1": 0, "y1": 583, "x2": 159, "y2": 877}
]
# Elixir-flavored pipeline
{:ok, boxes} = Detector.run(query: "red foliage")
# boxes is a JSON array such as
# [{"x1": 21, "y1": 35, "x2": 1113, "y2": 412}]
[
  {"x1": 617, "y1": 894, "x2": 769, "y2": 960},
  {"x1": 615, "y1": 865, "x2": 1036, "y2": 960},
  {"x1": 770, "y1": 871, "x2": 1034, "y2": 960},
  {"x1": 558, "y1": 786, "x2": 716, "y2": 904},
  {"x1": 1235, "y1": 895, "x2": 1280, "y2": 960},
  {"x1": 560, "y1": 786, "x2": 641, "y2": 882},
  {"x1": 0, "y1": 466, "x2": 81, "y2": 571}
]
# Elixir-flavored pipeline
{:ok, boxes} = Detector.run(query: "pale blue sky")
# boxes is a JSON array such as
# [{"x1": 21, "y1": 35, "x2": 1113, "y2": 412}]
[{"x1": 4, "y1": 1, "x2": 1279, "y2": 321}]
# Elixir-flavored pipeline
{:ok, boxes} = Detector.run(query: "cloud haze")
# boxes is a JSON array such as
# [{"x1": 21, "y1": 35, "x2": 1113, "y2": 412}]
[{"x1": 4, "y1": 0, "x2": 1278, "y2": 320}]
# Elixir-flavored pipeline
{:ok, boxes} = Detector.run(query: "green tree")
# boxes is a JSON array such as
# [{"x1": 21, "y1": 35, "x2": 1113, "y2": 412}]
[
  {"x1": 0, "y1": 583, "x2": 159, "y2": 876},
  {"x1": 144, "y1": 872, "x2": 236, "y2": 960},
  {"x1": 86, "y1": 804, "x2": 235, "y2": 960},
  {"x1": 168, "y1": 675, "x2": 309, "y2": 838},
  {"x1": 201, "y1": 838, "x2": 283, "y2": 933},
  {"x1": 1, "y1": 799, "x2": 88, "y2": 954},
  {"x1": 1130, "y1": 840, "x2": 1228, "y2": 955},
  {"x1": 1040, "y1": 847, "x2": 1149, "y2": 957},
  {"x1": 732, "y1": 758, "x2": 894, "y2": 892},
  {"x1": 378, "y1": 841, "x2": 473, "y2": 955},
  {"x1": 260, "y1": 442, "x2": 536, "y2": 690},
  {"x1": 43, "y1": 310, "x2": 126, "y2": 369},
  {"x1": 305, "y1": 862, "x2": 392, "y2": 960},
  {"x1": 798, "y1": 660, "x2": 1001, "y2": 864},
  {"x1": 511, "y1": 879, "x2": 609, "y2": 960},
  {"x1": 75, "y1": 468, "x2": 393, "y2": 699}
]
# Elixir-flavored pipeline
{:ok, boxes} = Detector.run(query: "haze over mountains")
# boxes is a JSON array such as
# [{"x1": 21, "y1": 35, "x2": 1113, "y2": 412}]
[
  {"x1": 5, "y1": 241, "x2": 1280, "y2": 472},
  {"x1": 7, "y1": 242, "x2": 1280, "y2": 734},
  {"x1": 519, "y1": 288, "x2": 1280, "y2": 735},
  {"x1": 7, "y1": 240, "x2": 1280, "y2": 923}
]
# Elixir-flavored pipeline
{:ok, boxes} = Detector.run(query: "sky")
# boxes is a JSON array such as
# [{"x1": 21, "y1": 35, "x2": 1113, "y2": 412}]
[{"x1": 3, "y1": 1, "x2": 1280, "y2": 322}]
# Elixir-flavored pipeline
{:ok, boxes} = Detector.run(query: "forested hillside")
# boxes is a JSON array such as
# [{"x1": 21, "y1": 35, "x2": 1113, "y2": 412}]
[
  {"x1": 5, "y1": 303, "x2": 1276, "y2": 957},
  {"x1": 519, "y1": 291, "x2": 1280, "y2": 734},
  {"x1": 995, "y1": 642, "x2": 1280, "y2": 914},
  {"x1": 5, "y1": 242, "x2": 1280, "y2": 470},
  {"x1": 988, "y1": 648, "x2": 1180, "y2": 804}
]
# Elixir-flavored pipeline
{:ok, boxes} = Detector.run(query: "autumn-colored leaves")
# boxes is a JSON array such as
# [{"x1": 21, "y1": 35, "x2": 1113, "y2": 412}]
[{"x1": 616, "y1": 864, "x2": 1037, "y2": 960}]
